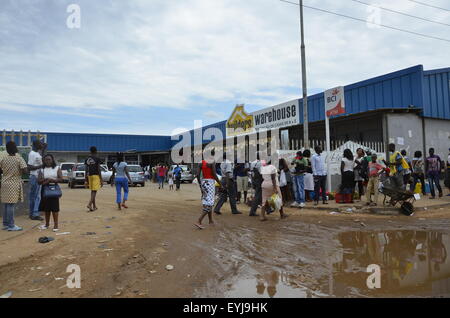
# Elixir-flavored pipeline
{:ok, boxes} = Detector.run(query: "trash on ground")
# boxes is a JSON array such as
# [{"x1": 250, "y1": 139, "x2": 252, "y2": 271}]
[
  {"x1": 28, "y1": 288, "x2": 42, "y2": 292},
  {"x1": 38, "y1": 237, "x2": 54, "y2": 244},
  {"x1": 55, "y1": 277, "x2": 64, "y2": 281},
  {"x1": 56, "y1": 232, "x2": 70, "y2": 236},
  {"x1": 329, "y1": 211, "x2": 339, "y2": 215},
  {"x1": 84, "y1": 232, "x2": 96, "y2": 235},
  {"x1": 165, "y1": 265, "x2": 174, "y2": 271}
]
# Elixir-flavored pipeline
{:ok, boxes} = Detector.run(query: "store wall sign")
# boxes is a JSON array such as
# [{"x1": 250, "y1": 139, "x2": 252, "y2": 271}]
[
  {"x1": 252, "y1": 99, "x2": 299, "y2": 130},
  {"x1": 325, "y1": 86, "x2": 345, "y2": 117},
  {"x1": 226, "y1": 104, "x2": 255, "y2": 137}
]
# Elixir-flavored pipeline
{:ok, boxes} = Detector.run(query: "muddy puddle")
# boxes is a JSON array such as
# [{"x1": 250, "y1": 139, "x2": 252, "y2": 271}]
[{"x1": 197, "y1": 221, "x2": 450, "y2": 298}]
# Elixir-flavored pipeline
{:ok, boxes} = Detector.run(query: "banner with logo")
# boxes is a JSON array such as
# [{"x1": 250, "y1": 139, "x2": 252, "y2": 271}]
[
  {"x1": 252, "y1": 99, "x2": 300, "y2": 131},
  {"x1": 325, "y1": 86, "x2": 345, "y2": 117},
  {"x1": 226, "y1": 104, "x2": 255, "y2": 137}
]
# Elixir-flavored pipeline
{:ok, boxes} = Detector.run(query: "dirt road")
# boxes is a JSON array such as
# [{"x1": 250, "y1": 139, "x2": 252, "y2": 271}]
[{"x1": 1, "y1": 182, "x2": 450, "y2": 298}]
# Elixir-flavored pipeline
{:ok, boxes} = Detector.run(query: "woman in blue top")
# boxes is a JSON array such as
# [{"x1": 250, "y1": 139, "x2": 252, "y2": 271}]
[{"x1": 110, "y1": 153, "x2": 132, "y2": 210}]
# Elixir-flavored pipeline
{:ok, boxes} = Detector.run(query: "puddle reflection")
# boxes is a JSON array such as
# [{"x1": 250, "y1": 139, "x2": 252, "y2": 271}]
[{"x1": 332, "y1": 230, "x2": 450, "y2": 297}]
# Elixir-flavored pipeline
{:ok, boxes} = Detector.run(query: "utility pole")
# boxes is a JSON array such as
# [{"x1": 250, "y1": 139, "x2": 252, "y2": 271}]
[{"x1": 299, "y1": 0, "x2": 309, "y2": 149}]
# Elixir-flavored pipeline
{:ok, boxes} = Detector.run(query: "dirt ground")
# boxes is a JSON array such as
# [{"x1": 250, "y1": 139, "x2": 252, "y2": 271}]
[{"x1": 1, "y1": 182, "x2": 450, "y2": 298}]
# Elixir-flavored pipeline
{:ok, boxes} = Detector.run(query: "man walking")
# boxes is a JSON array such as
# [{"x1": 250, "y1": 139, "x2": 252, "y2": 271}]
[
  {"x1": 173, "y1": 165, "x2": 182, "y2": 191},
  {"x1": 249, "y1": 153, "x2": 262, "y2": 217},
  {"x1": 85, "y1": 146, "x2": 103, "y2": 211},
  {"x1": 28, "y1": 140, "x2": 44, "y2": 221},
  {"x1": 312, "y1": 146, "x2": 328, "y2": 205},
  {"x1": 214, "y1": 158, "x2": 241, "y2": 215},
  {"x1": 425, "y1": 148, "x2": 443, "y2": 199}
]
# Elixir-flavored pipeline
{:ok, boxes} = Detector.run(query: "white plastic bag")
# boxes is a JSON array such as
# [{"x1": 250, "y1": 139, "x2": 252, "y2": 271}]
[
  {"x1": 268, "y1": 194, "x2": 283, "y2": 212},
  {"x1": 279, "y1": 170, "x2": 287, "y2": 187}
]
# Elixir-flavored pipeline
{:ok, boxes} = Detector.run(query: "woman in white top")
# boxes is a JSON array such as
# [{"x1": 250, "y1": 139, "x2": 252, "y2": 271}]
[
  {"x1": 260, "y1": 160, "x2": 287, "y2": 221},
  {"x1": 38, "y1": 154, "x2": 63, "y2": 231},
  {"x1": 341, "y1": 149, "x2": 355, "y2": 194}
]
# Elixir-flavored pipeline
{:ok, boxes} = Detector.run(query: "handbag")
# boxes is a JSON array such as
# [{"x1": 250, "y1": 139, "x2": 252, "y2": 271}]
[{"x1": 43, "y1": 183, "x2": 62, "y2": 199}]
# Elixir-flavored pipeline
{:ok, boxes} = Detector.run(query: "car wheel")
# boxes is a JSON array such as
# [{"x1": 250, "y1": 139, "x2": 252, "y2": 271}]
[{"x1": 141, "y1": 183, "x2": 145, "y2": 187}]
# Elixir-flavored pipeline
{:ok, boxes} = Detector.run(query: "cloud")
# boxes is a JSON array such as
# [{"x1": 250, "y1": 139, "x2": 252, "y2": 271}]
[{"x1": 0, "y1": 0, "x2": 449, "y2": 134}]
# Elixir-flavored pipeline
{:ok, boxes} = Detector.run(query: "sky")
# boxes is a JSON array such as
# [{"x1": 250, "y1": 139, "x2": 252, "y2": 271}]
[{"x1": 0, "y1": 0, "x2": 449, "y2": 136}]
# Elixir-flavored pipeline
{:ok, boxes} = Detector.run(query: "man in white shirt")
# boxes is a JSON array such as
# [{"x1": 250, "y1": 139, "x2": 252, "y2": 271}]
[
  {"x1": 214, "y1": 158, "x2": 241, "y2": 215},
  {"x1": 28, "y1": 140, "x2": 44, "y2": 220},
  {"x1": 311, "y1": 146, "x2": 328, "y2": 205}
]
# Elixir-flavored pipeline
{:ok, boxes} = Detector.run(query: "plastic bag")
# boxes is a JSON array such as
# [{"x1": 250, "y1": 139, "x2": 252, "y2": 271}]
[
  {"x1": 279, "y1": 170, "x2": 287, "y2": 187},
  {"x1": 414, "y1": 181, "x2": 422, "y2": 194},
  {"x1": 268, "y1": 194, "x2": 282, "y2": 212}
]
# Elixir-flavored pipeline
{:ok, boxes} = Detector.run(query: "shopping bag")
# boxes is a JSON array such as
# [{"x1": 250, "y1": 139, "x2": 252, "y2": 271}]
[{"x1": 268, "y1": 194, "x2": 282, "y2": 212}]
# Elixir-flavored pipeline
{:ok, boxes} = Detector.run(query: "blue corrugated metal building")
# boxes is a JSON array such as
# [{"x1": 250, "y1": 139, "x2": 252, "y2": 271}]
[{"x1": 2, "y1": 64, "x2": 449, "y2": 164}]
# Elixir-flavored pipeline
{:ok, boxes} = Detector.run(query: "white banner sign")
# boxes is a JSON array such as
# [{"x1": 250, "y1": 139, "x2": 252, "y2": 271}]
[
  {"x1": 252, "y1": 99, "x2": 300, "y2": 130},
  {"x1": 325, "y1": 86, "x2": 345, "y2": 117}
]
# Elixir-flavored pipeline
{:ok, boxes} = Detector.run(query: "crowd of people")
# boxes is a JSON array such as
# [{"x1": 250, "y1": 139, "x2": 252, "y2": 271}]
[
  {"x1": 193, "y1": 144, "x2": 450, "y2": 228},
  {"x1": 1, "y1": 140, "x2": 449, "y2": 233}
]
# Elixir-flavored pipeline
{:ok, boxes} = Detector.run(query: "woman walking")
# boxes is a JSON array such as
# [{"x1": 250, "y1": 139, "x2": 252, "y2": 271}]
[
  {"x1": 0, "y1": 141, "x2": 28, "y2": 231},
  {"x1": 38, "y1": 154, "x2": 63, "y2": 231},
  {"x1": 195, "y1": 158, "x2": 222, "y2": 229},
  {"x1": 279, "y1": 158, "x2": 293, "y2": 205},
  {"x1": 260, "y1": 160, "x2": 287, "y2": 222},
  {"x1": 354, "y1": 148, "x2": 366, "y2": 200},
  {"x1": 341, "y1": 149, "x2": 355, "y2": 200},
  {"x1": 111, "y1": 153, "x2": 132, "y2": 210}
]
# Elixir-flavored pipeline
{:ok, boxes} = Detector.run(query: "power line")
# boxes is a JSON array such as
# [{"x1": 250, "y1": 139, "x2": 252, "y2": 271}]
[
  {"x1": 405, "y1": 0, "x2": 450, "y2": 12},
  {"x1": 351, "y1": 0, "x2": 450, "y2": 27},
  {"x1": 279, "y1": 0, "x2": 450, "y2": 43}
]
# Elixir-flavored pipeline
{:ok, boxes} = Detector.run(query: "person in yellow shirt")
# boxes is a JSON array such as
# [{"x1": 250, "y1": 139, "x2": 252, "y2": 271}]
[{"x1": 383, "y1": 143, "x2": 405, "y2": 190}]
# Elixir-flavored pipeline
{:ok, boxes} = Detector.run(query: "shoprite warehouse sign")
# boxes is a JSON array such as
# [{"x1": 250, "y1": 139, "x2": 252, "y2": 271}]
[
  {"x1": 252, "y1": 99, "x2": 299, "y2": 130},
  {"x1": 226, "y1": 104, "x2": 255, "y2": 137},
  {"x1": 325, "y1": 86, "x2": 345, "y2": 117}
]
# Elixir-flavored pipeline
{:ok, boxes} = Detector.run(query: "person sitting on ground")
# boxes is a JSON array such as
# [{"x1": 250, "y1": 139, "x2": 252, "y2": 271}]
[{"x1": 38, "y1": 154, "x2": 63, "y2": 231}]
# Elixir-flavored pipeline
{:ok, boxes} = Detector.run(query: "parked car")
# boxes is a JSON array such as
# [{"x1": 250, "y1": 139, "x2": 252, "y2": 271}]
[
  {"x1": 169, "y1": 165, "x2": 194, "y2": 183},
  {"x1": 59, "y1": 162, "x2": 75, "y2": 183},
  {"x1": 68, "y1": 163, "x2": 86, "y2": 188},
  {"x1": 127, "y1": 165, "x2": 145, "y2": 187}
]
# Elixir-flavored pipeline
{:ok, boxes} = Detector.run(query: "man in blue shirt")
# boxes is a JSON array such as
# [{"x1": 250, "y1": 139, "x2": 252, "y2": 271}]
[
  {"x1": 173, "y1": 165, "x2": 183, "y2": 191},
  {"x1": 311, "y1": 146, "x2": 328, "y2": 205}
]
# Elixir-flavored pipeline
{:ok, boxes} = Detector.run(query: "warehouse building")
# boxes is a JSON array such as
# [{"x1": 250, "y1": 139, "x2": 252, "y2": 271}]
[{"x1": 1, "y1": 65, "x2": 449, "y2": 167}]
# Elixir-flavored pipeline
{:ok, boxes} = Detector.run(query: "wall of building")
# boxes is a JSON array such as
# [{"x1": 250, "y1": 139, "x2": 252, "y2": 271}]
[
  {"x1": 423, "y1": 118, "x2": 450, "y2": 159},
  {"x1": 386, "y1": 113, "x2": 425, "y2": 156}
]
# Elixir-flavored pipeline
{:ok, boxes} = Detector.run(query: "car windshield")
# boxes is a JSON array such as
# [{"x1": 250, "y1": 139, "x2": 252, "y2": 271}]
[
  {"x1": 75, "y1": 165, "x2": 86, "y2": 171},
  {"x1": 128, "y1": 166, "x2": 143, "y2": 172},
  {"x1": 61, "y1": 164, "x2": 74, "y2": 171}
]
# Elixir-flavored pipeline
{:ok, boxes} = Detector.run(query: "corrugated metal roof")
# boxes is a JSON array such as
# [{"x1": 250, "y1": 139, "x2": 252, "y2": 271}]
[
  {"x1": 299, "y1": 65, "x2": 425, "y2": 123},
  {"x1": 45, "y1": 133, "x2": 172, "y2": 152},
  {"x1": 423, "y1": 68, "x2": 450, "y2": 120}
]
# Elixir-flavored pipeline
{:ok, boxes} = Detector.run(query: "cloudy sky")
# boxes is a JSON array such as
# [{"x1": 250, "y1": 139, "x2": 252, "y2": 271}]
[{"x1": 0, "y1": 0, "x2": 449, "y2": 135}]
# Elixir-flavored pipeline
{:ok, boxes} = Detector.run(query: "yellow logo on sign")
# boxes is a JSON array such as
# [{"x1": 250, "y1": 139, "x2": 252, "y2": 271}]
[{"x1": 226, "y1": 104, "x2": 254, "y2": 137}]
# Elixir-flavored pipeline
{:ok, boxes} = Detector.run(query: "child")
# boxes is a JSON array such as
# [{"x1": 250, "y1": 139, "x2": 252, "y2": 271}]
[
  {"x1": 366, "y1": 154, "x2": 385, "y2": 206},
  {"x1": 168, "y1": 170, "x2": 174, "y2": 190}
]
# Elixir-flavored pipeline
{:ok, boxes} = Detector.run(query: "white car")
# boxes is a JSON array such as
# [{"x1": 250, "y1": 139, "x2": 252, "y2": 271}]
[{"x1": 59, "y1": 163, "x2": 75, "y2": 183}]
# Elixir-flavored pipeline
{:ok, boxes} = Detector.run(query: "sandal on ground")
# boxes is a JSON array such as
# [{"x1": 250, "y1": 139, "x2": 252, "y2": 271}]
[
  {"x1": 121, "y1": 204, "x2": 128, "y2": 209},
  {"x1": 53, "y1": 228, "x2": 59, "y2": 232},
  {"x1": 194, "y1": 223, "x2": 205, "y2": 229},
  {"x1": 38, "y1": 225, "x2": 48, "y2": 230}
]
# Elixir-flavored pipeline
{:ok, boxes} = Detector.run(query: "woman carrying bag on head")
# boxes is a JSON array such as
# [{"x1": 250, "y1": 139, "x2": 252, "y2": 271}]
[{"x1": 38, "y1": 154, "x2": 63, "y2": 232}]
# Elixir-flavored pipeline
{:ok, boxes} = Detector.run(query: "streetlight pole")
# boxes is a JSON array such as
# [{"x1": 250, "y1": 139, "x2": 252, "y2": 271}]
[{"x1": 299, "y1": 0, "x2": 309, "y2": 149}]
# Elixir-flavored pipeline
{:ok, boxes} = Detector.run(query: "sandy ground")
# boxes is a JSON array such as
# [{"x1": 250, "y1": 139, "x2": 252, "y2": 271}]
[{"x1": 1, "y1": 182, "x2": 450, "y2": 298}]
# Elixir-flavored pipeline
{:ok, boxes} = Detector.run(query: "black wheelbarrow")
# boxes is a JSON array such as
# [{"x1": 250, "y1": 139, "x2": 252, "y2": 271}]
[{"x1": 379, "y1": 176, "x2": 416, "y2": 216}]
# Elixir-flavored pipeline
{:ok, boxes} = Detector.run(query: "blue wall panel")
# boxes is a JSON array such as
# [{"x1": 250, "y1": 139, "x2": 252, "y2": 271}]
[
  {"x1": 423, "y1": 68, "x2": 450, "y2": 119},
  {"x1": 46, "y1": 133, "x2": 172, "y2": 152}
]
